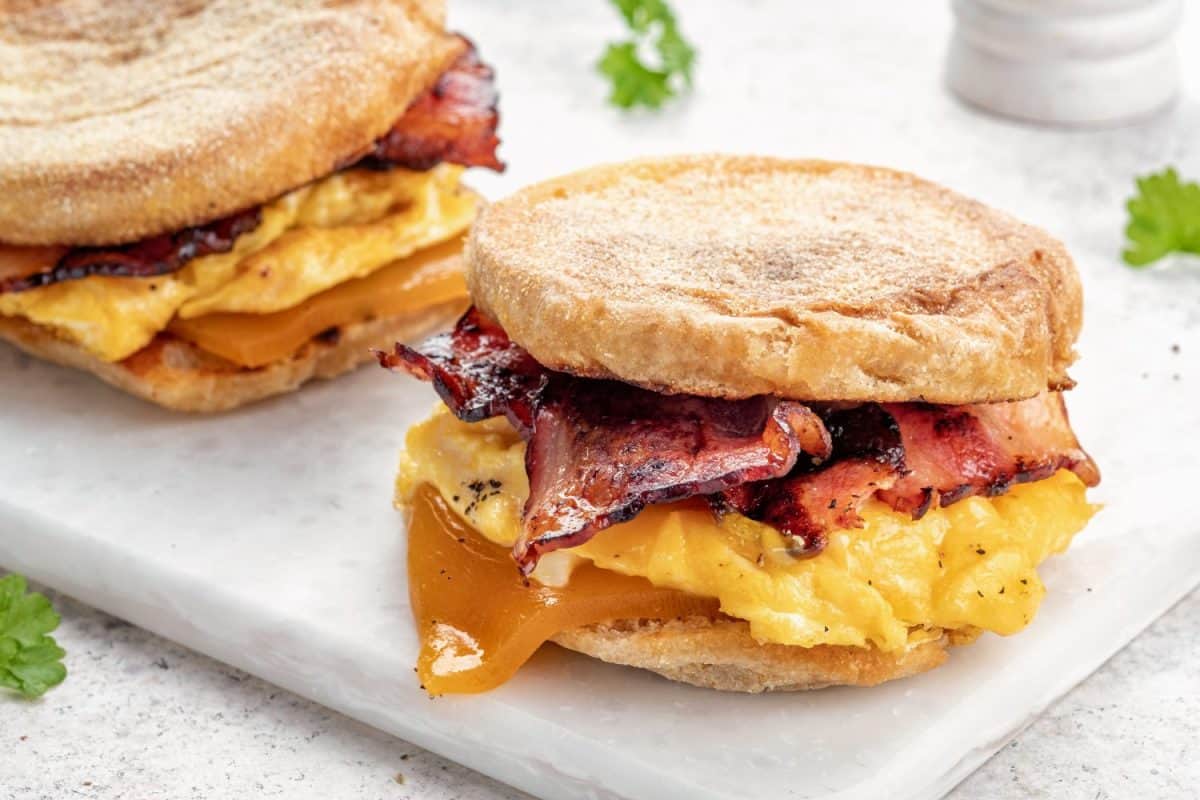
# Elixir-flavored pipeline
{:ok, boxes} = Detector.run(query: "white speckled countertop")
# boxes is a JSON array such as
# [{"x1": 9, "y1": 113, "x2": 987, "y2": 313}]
[
  {"x1": 4, "y1": 2, "x2": 1200, "y2": 798},
  {"x1": 7, "y1": 587, "x2": 1198, "y2": 799}
]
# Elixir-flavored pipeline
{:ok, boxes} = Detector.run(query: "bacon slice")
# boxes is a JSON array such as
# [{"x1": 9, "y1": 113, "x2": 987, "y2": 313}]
[
  {"x1": 2, "y1": 39, "x2": 501, "y2": 297},
  {"x1": 715, "y1": 404, "x2": 906, "y2": 555},
  {"x1": 880, "y1": 393, "x2": 1100, "y2": 514},
  {"x1": 358, "y1": 37, "x2": 503, "y2": 173},
  {"x1": 380, "y1": 308, "x2": 833, "y2": 572},
  {"x1": 0, "y1": 209, "x2": 261, "y2": 295},
  {"x1": 518, "y1": 384, "x2": 831, "y2": 572},
  {"x1": 377, "y1": 307, "x2": 545, "y2": 435},
  {"x1": 721, "y1": 395, "x2": 1099, "y2": 556}
]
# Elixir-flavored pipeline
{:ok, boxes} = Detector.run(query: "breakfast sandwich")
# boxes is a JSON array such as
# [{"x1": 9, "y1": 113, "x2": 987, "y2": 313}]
[
  {"x1": 380, "y1": 155, "x2": 1100, "y2": 694},
  {"x1": 0, "y1": 0, "x2": 501, "y2": 411}
]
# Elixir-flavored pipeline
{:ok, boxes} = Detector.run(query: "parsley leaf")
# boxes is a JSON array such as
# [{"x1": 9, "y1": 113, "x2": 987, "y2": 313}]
[
  {"x1": 1123, "y1": 167, "x2": 1200, "y2": 267},
  {"x1": 599, "y1": 43, "x2": 674, "y2": 109},
  {"x1": 0, "y1": 573, "x2": 66, "y2": 699},
  {"x1": 598, "y1": 0, "x2": 696, "y2": 110}
]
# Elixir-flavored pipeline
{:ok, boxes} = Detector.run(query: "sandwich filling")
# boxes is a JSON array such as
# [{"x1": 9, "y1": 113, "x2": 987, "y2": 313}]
[
  {"x1": 0, "y1": 39, "x2": 501, "y2": 367},
  {"x1": 384, "y1": 309, "x2": 1100, "y2": 694}
]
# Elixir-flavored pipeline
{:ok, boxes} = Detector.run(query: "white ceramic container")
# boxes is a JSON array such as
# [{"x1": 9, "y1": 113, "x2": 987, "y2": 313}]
[{"x1": 947, "y1": 0, "x2": 1182, "y2": 125}]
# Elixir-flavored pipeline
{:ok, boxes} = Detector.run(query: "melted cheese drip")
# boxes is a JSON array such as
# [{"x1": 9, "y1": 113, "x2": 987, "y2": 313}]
[
  {"x1": 0, "y1": 165, "x2": 475, "y2": 362},
  {"x1": 398, "y1": 407, "x2": 1098, "y2": 653},
  {"x1": 408, "y1": 485, "x2": 718, "y2": 695}
]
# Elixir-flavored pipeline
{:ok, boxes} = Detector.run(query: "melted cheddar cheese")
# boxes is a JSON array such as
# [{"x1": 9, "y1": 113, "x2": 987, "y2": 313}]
[
  {"x1": 397, "y1": 407, "x2": 1097, "y2": 652},
  {"x1": 0, "y1": 165, "x2": 475, "y2": 362}
]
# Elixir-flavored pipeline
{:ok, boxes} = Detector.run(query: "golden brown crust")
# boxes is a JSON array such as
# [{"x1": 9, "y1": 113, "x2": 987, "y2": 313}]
[
  {"x1": 552, "y1": 616, "x2": 978, "y2": 692},
  {"x1": 468, "y1": 155, "x2": 1082, "y2": 404},
  {"x1": 0, "y1": 300, "x2": 465, "y2": 412},
  {"x1": 0, "y1": 0, "x2": 463, "y2": 246}
]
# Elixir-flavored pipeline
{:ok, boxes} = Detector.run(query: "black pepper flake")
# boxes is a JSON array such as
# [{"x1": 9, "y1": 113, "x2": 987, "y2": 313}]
[
  {"x1": 999, "y1": 586, "x2": 1005, "y2": 594},
  {"x1": 977, "y1": 590, "x2": 984, "y2": 598},
  {"x1": 462, "y1": 478, "x2": 503, "y2": 514},
  {"x1": 1020, "y1": 578, "x2": 1028, "y2": 585},
  {"x1": 1171, "y1": 343, "x2": 1180, "y2": 354},
  {"x1": 823, "y1": 626, "x2": 830, "y2": 632},
  {"x1": 937, "y1": 559, "x2": 943, "y2": 569},
  {"x1": 975, "y1": 548, "x2": 987, "y2": 555},
  {"x1": 828, "y1": 499, "x2": 837, "y2": 509}
]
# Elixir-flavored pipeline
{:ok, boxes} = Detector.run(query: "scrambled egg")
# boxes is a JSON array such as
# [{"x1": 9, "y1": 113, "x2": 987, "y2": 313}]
[
  {"x1": 397, "y1": 406, "x2": 1097, "y2": 651},
  {"x1": 0, "y1": 165, "x2": 475, "y2": 362}
]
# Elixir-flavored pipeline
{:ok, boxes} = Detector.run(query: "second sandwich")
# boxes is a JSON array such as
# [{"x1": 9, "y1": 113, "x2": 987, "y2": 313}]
[{"x1": 0, "y1": 0, "x2": 501, "y2": 411}]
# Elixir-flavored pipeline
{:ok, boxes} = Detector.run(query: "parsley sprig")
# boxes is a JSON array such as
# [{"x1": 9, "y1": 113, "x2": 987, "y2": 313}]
[
  {"x1": 0, "y1": 573, "x2": 66, "y2": 699},
  {"x1": 598, "y1": 0, "x2": 696, "y2": 110},
  {"x1": 1123, "y1": 167, "x2": 1200, "y2": 267}
]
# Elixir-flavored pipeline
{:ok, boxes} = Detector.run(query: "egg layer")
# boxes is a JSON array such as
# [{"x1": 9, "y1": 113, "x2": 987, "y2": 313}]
[
  {"x1": 397, "y1": 406, "x2": 1097, "y2": 651},
  {"x1": 0, "y1": 165, "x2": 475, "y2": 362}
]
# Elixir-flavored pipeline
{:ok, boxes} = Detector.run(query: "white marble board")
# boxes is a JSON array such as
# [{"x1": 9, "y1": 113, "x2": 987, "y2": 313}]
[{"x1": 1, "y1": 3, "x2": 1198, "y2": 798}]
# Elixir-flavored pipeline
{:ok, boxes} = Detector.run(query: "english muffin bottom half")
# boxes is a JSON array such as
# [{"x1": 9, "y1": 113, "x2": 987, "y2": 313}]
[
  {"x1": 381, "y1": 155, "x2": 1099, "y2": 694},
  {"x1": 0, "y1": 0, "x2": 502, "y2": 412}
]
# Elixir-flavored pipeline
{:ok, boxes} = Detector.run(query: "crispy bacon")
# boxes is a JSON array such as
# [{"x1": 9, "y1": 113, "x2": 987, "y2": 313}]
[
  {"x1": 380, "y1": 308, "x2": 833, "y2": 573},
  {"x1": 386, "y1": 309, "x2": 1099, "y2": 572},
  {"x1": 716, "y1": 404, "x2": 906, "y2": 555},
  {"x1": 518, "y1": 384, "x2": 831, "y2": 572},
  {"x1": 720, "y1": 396, "x2": 1099, "y2": 556},
  {"x1": 2, "y1": 39, "x2": 501, "y2": 297},
  {"x1": 377, "y1": 307, "x2": 545, "y2": 435},
  {"x1": 358, "y1": 37, "x2": 503, "y2": 173},
  {"x1": 0, "y1": 209, "x2": 261, "y2": 295},
  {"x1": 880, "y1": 394, "x2": 1100, "y2": 514}
]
